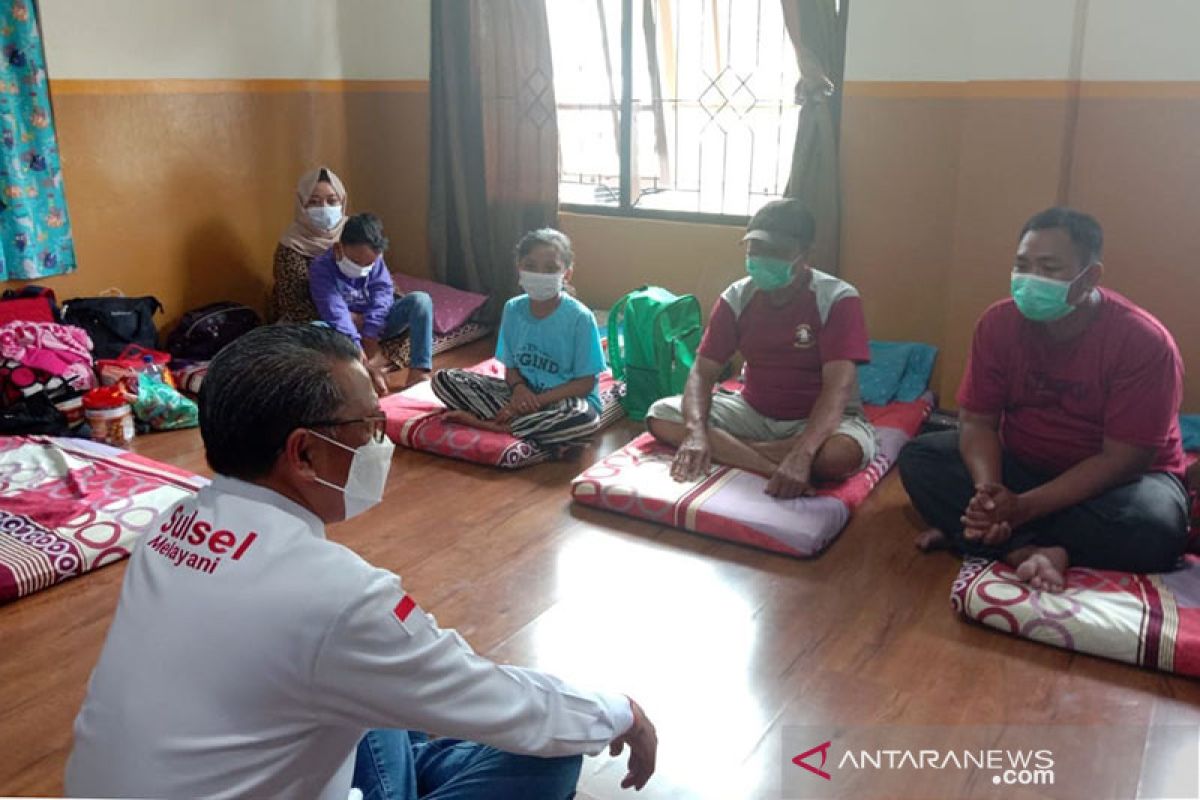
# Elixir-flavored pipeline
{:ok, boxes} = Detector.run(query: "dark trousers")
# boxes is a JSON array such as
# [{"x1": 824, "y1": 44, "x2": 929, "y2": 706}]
[{"x1": 897, "y1": 430, "x2": 1189, "y2": 573}]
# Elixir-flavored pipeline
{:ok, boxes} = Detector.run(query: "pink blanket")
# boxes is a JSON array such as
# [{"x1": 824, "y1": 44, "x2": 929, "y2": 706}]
[
  {"x1": 0, "y1": 320, "x2": 96, "y2": 390},
  {"x1": 382, "y1": 359, "x2": 626, "y2": 469},
  {"x1": 571, "y1": 396, "x2": 933, "y2": 557},
  {"x1": 952, "y1": 556, "x2": 1200, "y2": 678},
  {"x1": 0, "y1": 436, "x2": 207, "y2": 603}
]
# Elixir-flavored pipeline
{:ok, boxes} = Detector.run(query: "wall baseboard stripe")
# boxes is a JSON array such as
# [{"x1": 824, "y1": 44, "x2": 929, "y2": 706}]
[
  {"x1": 844, "y1": 80, "x2": 1200, "y2": 100},
  {"x1": 48, "y1": 78, "x2": 429, "y2": 96}
]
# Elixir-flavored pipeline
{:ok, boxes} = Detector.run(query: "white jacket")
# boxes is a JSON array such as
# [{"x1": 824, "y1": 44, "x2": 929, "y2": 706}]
[{"x1": 66, "y1": 477, "x2": 632, "y2": 800}]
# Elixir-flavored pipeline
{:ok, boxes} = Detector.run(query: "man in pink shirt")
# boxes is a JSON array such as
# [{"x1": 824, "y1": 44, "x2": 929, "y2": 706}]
[
  {"x1": 646, "y1": 199, "x2": 876, "y2": 499},
  {"x1": 899, "y1": 207, "x2": 1189, "y2": 591}
]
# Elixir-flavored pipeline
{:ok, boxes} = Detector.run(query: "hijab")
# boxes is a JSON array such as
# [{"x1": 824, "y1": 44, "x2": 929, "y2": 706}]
[{"x1": 278, "y1": 166, "x2": 348, "y2": 259}]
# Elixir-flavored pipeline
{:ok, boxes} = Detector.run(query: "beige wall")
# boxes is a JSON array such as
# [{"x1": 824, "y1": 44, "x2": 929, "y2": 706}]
[{"x1": 40, "y1": 0, "x2": 430, "y2": 80}]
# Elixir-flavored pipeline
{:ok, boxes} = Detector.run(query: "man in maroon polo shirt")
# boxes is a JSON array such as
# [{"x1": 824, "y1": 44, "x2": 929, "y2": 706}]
[
  {"x1": 646, "y1": 199, "x2": 876, "y2": 499},
  {"x1": 898, "y1": 207, "x2": 1189, "y2": 592}
]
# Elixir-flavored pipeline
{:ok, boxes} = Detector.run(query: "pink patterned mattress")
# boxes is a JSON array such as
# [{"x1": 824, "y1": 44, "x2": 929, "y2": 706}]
[
  {"x1": 382, "y1": 359, "x2": 626, "y2": 469},
  {"x1": 952, "y1": 556, "x2": 1200, "y2": 678},
  {"x1": 0, "y1": 436, "x2": 207, "y2": 603},
  {"x1": 570, "y1": 395, "x2": 933, "y2": 557}
]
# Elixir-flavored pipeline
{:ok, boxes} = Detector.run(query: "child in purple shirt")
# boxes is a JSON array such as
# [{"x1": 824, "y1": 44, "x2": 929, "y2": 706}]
[{"x1": 309, "y1": 213, "x2": 433, "y2": 390}]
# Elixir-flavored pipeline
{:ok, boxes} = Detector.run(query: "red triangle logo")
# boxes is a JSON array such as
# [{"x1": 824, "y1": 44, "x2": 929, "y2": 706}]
[{"x1": 792, "y1": 740, "x2": 832, "y2": 781}]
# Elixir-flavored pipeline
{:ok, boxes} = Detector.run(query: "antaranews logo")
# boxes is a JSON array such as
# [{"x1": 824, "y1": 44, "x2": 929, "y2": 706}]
[
  {"x1": 791, "y1": 740, "x2": 1054, "y2": 785},
  {"x1": 779, "y1": 724, "x2": 1200, "y2": 800}
]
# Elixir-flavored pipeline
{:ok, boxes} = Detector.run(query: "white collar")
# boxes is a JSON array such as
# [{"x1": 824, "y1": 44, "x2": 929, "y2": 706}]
[{"x1": 209, "y1": 475, "x2": 327, "y2": 539}]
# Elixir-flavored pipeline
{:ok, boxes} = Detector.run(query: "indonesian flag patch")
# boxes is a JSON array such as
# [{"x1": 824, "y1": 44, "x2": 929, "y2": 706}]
[{"x1": 393, "y1": 595, "x2": 417, "y2": 623}]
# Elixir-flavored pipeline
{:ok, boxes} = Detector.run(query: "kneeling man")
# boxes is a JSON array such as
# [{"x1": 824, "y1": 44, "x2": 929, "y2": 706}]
[
  {"x1": 899, "y1": 207, "x2": 1189, "y2": 592},
  {"x1": 647, "y1": 198, "x2": 877, "y2": 498}
]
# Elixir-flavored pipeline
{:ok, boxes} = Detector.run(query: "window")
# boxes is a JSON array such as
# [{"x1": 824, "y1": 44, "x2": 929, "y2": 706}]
[{"x1": 548, "y1": 0, "x2": 801, "y2": 222}]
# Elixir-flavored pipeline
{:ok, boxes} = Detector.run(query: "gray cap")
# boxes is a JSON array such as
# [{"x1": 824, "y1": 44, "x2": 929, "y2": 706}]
[{"x1": 742, "y1": 198, "x2": 815, "y2": 250}]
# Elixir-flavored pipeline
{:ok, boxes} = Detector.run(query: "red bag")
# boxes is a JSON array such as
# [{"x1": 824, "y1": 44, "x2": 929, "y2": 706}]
[
  {"x1": 0, "y1": 296, "x2": 55, "y2": 325},
  {"x1": 96, "y1": 344, "x2": 175, "y2": 393}
]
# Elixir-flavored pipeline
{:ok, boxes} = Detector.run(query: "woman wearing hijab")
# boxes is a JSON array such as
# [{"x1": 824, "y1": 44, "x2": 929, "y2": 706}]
[{"x1": 271, "y1": 166, "x2": 348, "y2": 323}]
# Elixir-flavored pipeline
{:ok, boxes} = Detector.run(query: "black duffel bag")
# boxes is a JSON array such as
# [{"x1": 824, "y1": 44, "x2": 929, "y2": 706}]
[
  {"x1": 62, "y1": 294, "x2": 163, "y2": 359},
  {"x1": 166, "y1": 301, "x2": 261, "y2": 361}
]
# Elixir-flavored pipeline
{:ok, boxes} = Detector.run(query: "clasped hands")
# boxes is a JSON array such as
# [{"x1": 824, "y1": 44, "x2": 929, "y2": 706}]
[{"x1": 961, "y1": 482, "x2": 1026, "y2": 546}]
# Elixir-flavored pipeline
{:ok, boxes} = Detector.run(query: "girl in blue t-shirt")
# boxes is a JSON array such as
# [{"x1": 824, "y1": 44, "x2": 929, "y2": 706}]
[{"x1": 431, "y1": 228, "x2": 607, "y2": 448}]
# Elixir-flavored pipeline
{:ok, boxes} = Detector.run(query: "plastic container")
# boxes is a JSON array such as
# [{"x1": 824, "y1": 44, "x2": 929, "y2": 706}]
[
  {"x1": 83, "y1": 386, "x2": 135, "y2": 447},
  {"x1": 54, "y1": 395, "x2": 85, "y2": 430}
]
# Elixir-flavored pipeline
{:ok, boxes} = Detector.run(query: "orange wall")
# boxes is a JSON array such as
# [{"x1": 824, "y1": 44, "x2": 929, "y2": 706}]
[
  {"x1": 2, "y1": 80, "x2": 430, "y2": 333},
  {"x1": 567, "y1": 81, "x2": 1200, "y2": 412}
]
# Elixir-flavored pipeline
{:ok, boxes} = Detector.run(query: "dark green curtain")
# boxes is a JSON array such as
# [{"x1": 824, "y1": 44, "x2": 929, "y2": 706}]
[
  {"x1": 428, "y1": 1, "x2": 559, "y2": 320},
  {"x1": 781, "y1": 0, "x2": 850, "y2": 273}
]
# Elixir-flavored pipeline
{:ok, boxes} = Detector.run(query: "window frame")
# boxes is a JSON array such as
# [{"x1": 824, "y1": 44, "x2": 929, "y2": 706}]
[{"x1": 558, "y1": 0, "x2": 752, "y2": 227}]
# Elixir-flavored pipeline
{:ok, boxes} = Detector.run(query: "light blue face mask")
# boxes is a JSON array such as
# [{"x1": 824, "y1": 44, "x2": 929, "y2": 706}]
[
  {"x1": 307, "y1": 204, "x2": 343, "y2": 230},
  {"x1": 746, "y1": 256, "x2": 795, "y2": 291},
  {"x1": 1010, "y1": 272, "x2": 1083, "y2": 322}
]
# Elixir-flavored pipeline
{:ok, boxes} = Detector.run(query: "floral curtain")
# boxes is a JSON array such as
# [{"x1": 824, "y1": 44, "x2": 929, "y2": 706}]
[{"x1": 0, "y1": 0, "x2": 75, "y2": 280}]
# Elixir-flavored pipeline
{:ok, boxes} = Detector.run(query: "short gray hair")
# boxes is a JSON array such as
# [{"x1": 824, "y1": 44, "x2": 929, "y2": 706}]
[{"x1": 199, "y1": 324, "x2": 361, "y2": 479}]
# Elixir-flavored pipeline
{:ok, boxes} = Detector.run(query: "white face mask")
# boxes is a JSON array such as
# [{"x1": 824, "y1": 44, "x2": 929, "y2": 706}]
[
  {"x1": 307, "y1": 205, "x2": 343, "y2": 230},
  {"x1": 308, "y1": 430, "x2": 394, "y2": 520},
  {"x1": 519, "y1": 270, "x2": 564, "y2": 302},
  {"x1": 338, "y1": 256, "x2": 373, "y2": 280}
]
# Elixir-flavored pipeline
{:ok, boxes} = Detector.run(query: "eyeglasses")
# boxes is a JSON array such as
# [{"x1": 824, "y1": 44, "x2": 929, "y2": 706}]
[{"x1": 304, "y1": 414, "x2": 388, "y2": 444}]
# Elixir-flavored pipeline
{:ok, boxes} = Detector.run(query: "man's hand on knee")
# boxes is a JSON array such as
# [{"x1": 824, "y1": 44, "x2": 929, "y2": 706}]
[
  {"x1": 670, "y1": 429, "x2": 712, "y2": 482},
  {"x1": 766, "y1": 452, "x2": 815, "y2": 499}
]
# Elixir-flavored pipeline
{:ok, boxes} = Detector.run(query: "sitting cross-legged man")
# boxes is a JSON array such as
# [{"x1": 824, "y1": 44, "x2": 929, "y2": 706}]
[
  {"x1": 645, "y1": 198, "x2": 877, "y2": 499},
  {"x1": 898, "y1": 207, "x2": 1189, "y2": 592}
]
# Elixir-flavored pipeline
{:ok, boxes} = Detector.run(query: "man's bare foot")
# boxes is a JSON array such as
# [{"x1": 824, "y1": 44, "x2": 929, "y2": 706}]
[
  {"x1": 1013, "y1": 547, "x2": 1069, "y2": 593},
  {"x1": 914, "y1": 528, "x2": 950, "y2": 552},
  {"x1": 441, "y1": 409, "x2": 510, "y2": 434}
]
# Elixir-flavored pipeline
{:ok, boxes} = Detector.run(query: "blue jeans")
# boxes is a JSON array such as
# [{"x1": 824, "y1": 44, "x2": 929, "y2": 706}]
[
  {"x1": 353, "y1": 730, "x2": 582, "y2": 800},
  {"x1": 381, "y1": 292, "x2": 434, "y2": 370}
]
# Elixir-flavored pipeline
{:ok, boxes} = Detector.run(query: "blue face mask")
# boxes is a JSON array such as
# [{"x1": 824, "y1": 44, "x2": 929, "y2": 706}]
[
  {"x1": 746, "y1": 256, "x2": 795, "y2": 291},
  {"x1": 1010, "y1": 272, "x2": 1082, "y2": 322},
  {"x1": 307, "y1": 205, "x2": 343, "y2": 230}
]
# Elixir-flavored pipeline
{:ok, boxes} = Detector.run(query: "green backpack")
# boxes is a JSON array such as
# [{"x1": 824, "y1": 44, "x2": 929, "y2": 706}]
[{"x1": 607, "y1": 286, "x2": 703, "y2": 421}]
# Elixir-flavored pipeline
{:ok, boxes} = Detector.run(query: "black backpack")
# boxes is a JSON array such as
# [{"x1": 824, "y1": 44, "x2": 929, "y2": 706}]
[
  {"x1": 166, "y1": 302, "x2": 261, "y2": 362},
  {"x1": 62, "y1": 295, "x2": 163, "y2": 360}
]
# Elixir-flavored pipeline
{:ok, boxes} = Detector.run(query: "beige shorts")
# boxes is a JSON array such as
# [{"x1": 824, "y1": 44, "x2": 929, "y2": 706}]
[{"x1": 647, "y1": 391, "x2": 879, "y2": 469}]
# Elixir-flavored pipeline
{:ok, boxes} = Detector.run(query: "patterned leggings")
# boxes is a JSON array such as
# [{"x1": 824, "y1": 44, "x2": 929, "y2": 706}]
[{"x1": 431, "y1": 369, "x2": 601, "y2": 447}]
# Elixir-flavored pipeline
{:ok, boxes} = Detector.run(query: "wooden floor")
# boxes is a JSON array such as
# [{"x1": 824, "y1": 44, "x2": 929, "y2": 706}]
[{"x1": 2, "y1": 337, "x2": 1199, "y2": 799}]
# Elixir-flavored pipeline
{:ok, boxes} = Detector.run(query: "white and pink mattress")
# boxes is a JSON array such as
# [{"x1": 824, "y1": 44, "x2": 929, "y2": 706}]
[
  {"x1": 952, "y1": 556, "x2": 1200, "y2": 678},
  {"x1": 570, "y1": 395, "x2": 933, "y2": 557},
  {"x1": 382, "y1": 359, "x2": 626, "y2": 469},
  {"x1": 0, "y1": 435, "x2": 207, "y2": 603}
]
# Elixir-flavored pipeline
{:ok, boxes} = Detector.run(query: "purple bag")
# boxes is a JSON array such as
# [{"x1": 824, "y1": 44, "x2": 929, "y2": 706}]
[{"x1": 165, "y1": 302, "x2": 260, "y2": 361}]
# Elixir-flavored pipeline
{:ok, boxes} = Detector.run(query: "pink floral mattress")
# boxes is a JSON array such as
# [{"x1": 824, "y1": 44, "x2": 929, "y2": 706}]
[
  {"x1": 951, "y1": 556, "x2": 1200, "y2": 678},
  {"x1": 570, "y1": 395, "x2": 933, "y2": 557},
  {"x1": 382, "y1": 359, "x2": 626, "y2": 469},
  {"x1": 0, "y1": 436, "x2": 207, "y2": 603}
]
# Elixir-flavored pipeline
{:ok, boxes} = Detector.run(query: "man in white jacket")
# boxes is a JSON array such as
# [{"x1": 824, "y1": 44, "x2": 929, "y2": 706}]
[{"x1": 66, "y1": 324, "x2": 657, "y2": 800}]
